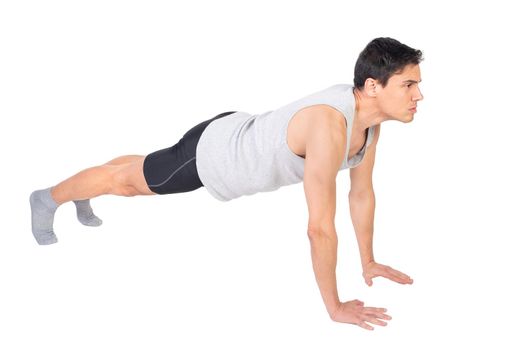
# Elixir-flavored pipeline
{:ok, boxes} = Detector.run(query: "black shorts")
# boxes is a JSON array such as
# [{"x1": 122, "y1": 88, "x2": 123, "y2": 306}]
[{"x1": 143, "y1": 111, "x2": 237, "y2": 195}]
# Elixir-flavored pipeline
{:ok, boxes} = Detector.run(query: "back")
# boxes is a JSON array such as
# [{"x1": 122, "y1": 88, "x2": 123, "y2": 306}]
[{"x1": 195, "y1": 84, "x2": 376, "y2": 202}]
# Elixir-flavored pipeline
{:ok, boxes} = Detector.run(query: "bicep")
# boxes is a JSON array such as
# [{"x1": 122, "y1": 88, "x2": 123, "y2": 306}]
[
  {"x1": 303, "y1": 115, "x2": 346, "y2": 233},
  {"x1": 349, "y1": 124, "x2": 381, "y2": 196}
]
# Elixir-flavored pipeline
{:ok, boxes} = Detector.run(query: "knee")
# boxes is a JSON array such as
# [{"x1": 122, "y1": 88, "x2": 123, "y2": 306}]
[{"x1": 107, "y1": 165, "x2": 139, "y2": 197}]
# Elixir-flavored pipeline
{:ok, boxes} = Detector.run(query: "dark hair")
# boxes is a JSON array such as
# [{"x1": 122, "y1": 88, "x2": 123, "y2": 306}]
[{"x1": 353, "y1": 37, "x2": 423, "y2": 90}]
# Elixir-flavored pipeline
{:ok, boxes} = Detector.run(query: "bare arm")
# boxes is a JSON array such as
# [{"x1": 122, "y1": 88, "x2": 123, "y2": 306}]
[
  {"x1": 349, "y1": 124, "x2": 380, "y2": 269},
  {"x1": 303, "y1": 113, "x2": 345, "y2": 316},
  {"x1": 303, "y1": 113, "x2": 390, "y2": 329},
  {"x1": 349, "y1": 124, "x2": 413, "y2": 286}
]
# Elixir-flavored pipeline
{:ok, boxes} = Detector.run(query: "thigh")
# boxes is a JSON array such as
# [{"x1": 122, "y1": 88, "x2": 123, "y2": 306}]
[{"x1": 142, "y1": 144, "x2": 202, "y2": 195}]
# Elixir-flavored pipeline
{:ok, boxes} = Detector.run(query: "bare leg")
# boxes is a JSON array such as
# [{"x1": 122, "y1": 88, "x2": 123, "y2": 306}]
[
  {"x1": 50, "y1": 155, "x2": 155, "y2": 206},
  {"x1": 50, "y1": 165, "x2": 115, "y2": 206},
  {"x1": 30, "y1": 155, "x2": 155, "y2": 245}
]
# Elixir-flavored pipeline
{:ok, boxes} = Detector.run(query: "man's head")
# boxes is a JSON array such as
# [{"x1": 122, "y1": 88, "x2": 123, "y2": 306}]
[{"x1": 354, "y1": 37, "x2": 424, "y2": 123}]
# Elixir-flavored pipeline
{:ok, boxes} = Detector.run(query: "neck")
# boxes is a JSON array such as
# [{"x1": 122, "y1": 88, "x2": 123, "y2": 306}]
[{"x1": 352, "y1": 87, "x2": 384, "y2": 134}]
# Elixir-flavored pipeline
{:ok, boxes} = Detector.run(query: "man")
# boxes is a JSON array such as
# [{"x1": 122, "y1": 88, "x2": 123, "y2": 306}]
[{"x1": 30, "y1": 37, "x2": 424, "y2": 330}]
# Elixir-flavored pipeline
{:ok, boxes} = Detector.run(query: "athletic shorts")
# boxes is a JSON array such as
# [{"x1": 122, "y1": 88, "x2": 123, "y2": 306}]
[{"x1": 143, "y1": 111, "x2": 237, "y2": 195}]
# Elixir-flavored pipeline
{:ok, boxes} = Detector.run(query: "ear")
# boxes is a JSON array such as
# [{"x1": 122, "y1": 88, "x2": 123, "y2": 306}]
[{"x1": 363, "y1": 78, "x2": 379, "y2": 97}]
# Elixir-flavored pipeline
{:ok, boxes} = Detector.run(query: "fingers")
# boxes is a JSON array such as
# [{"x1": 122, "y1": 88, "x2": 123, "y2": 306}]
[
  {"x1": 364, "y1": 307, "x2": 389, "y2": 314},
  {"x1": 332, "y1": 300, "x2": 393, "y2": 330},
  {"x1": 366, "y1": 310, "x2": 392, "y2": 321},
  {"x1": 362, "y1": 315, "x2": 387, "y2": 327},
  {"x1": 358, "y1": 321, "x2": 374, "y2": 331},
  {"x1": 390, "y1": 267, "x2": 413, "y2": 283},
  {"x1": 383, "y1": 266, "x2": 413, "y2": 284},
  {"x1": 357, "y1": 313, "x2": 391, "y2": 331},
  {"x1": 358, "y1": 306, "x2": 391, "y2": 330},
  {"x1": 364, "y1": 307, "x2": 391, "y2": 319},
  {"x1": 387, "y1": 273, "x2": 410, "y2": 284},
  {"x1": 364, "y1": 263, "x2": 413, "y2": 285}
]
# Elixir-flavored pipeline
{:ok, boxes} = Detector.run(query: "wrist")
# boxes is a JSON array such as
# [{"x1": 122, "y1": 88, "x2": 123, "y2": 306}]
[
  {"x1": 361, "y1": 258, "x2": 375, "y2": 269},
  {"x1": 327, "y1": 300, "x2": 342, "y2": 319}
]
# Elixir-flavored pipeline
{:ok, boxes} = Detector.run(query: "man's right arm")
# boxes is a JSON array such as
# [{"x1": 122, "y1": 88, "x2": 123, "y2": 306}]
[
  {"x1": 303, "y1": 113, "x2": 346, "y2": 317},
  {"x1": 303, "y1": 112, "x2": 391, "y2": 330}
]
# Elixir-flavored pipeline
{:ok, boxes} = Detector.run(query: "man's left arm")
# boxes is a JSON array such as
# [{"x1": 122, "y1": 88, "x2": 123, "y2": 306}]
[{"x1": 349, "y1": 124, "x2": 413, "y2": 286}]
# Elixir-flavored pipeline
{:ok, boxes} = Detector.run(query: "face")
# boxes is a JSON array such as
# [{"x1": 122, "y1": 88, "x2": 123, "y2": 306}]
[{"x1": 374, "y1": 64, "x2": 423, "y2": 123}]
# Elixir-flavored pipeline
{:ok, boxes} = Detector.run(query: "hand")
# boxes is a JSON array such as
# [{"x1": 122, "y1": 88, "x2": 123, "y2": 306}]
[
  {"x1": 330, "y1": 299, "x2": 391, "y2": 330},
  {"x1": 362, "y1": 261, "x2": 413, "y2": 286}
]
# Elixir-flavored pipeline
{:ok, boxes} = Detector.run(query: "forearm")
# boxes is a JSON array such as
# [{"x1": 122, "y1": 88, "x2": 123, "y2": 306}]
[
  {"x1": 349, "y1": 191, "x2": 376, "y2": 268},
  {"x1": 307, "y1": 227, "x2": 340, "y2": 317}
]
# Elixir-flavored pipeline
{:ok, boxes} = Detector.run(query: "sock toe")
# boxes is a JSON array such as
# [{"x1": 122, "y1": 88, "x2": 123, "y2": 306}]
[
  {"x1": 77, "y1": 214, "x2": 103, "y2": 227},
  {"x1": 74, "y1": 199, "x2": 103, "y2": 227},
  {"x1": 35, "y1": 232, "x2": 58, "y2": 245}
]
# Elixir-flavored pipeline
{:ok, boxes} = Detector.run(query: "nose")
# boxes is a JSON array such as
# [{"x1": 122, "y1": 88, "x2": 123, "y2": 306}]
[{"x1": 413, "y1": 86, "x2": 424, "y2": 102}]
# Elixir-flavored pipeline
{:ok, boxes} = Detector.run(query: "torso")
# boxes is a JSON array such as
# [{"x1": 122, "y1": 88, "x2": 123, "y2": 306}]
[{"x1": 286, "y1": 104, "x2": 367, "y2": 160}]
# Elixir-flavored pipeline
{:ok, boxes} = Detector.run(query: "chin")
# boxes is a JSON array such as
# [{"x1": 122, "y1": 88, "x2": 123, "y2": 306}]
[{"x1": 402, "y1": 116, "x2": 414, "y2": 123}]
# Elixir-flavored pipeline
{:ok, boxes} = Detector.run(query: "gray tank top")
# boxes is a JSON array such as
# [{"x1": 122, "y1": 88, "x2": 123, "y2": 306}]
[{"x1": 195, "y1": 84, "x2": 376, "y2": 201}]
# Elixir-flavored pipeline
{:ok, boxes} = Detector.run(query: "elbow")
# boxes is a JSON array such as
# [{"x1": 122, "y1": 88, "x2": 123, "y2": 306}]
[
  {"x1": 349, "y1": 189, "x2": 375, "y2": 200},
  {"x1": 307, "y1": 228, "x2": 338, "y2": 249},
  {"x1": 307, "y1": 224, "x2": 337, "y2": 241}
]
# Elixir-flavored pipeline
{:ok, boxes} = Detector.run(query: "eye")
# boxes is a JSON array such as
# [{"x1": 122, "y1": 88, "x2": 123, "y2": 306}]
[{"x1": 407, "y1": 83, "x2": 413, "y2": 88}]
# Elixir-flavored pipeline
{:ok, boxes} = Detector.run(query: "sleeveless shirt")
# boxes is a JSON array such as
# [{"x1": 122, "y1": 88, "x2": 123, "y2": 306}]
[{"x1": 195, "y1": 84, "x2": 376, "y2": 201}]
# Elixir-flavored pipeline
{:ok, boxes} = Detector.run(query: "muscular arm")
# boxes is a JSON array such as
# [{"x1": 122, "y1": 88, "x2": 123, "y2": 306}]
[
  {"x1": 303, "y1": 113, "x2": 391, "y2": 329},
  {"x1": 349, "y1": 124, "x2": 380, "y2": 268},
  {"x1": 349, "y1": 124, "x2": 413, "y2": 286},
  {"x1": 303, "y1": 113, "x2": 346, "y2": 317}
]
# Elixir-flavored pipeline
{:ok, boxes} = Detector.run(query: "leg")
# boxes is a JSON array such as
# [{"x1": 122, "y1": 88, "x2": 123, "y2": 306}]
[
  {"x1": 29, "y1": 109, "x2": 235, "y2": 245},
  {"x1": 30, "y1": 163, "x2": 115, "y2": 245},
  {"x1": 111, "y1": 157, "x2": 157, "y2": 197},
  {"x1": 30, "y1": 156, "x2": 155, "y2": 245},
  {"x1": 51, "y1": 156, "x2": 155, "y2": 205},
  {"x1": 50, "y1": 164, "x2": 116, "y2": 205},
  {"x1": 53, "y1": 160, "x2": 135, "y2": 228}
]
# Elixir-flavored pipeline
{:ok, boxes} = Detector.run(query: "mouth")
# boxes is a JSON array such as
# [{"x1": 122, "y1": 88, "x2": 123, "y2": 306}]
[{"x1": 409, "y1": 106, "x2": 417, "y2": 113}]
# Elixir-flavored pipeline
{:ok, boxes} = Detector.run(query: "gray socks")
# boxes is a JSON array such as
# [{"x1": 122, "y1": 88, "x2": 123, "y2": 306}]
[
  {"x1": 30, "y1": 187, "x2": 59, "y2": 245},
  {"x1": 73, "y1": 199, "x2": 103, "y2": 226},
  {"x1": 29, "y1": 187, "x2": 103, "y2": 245}
]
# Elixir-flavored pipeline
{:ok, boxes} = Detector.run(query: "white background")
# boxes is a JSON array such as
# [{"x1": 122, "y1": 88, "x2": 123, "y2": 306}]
[{"x1": 1, "y1": 0, "x2": 523, "y2": 348}]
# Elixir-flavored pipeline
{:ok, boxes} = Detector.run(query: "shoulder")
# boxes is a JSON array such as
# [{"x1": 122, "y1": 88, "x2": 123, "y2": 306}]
[
  {"x1": 304, "y1": 104, "x2": 347, "y2": 136},
  {"x1": 304, "y1": 106, "x2": 347, "y2": 156}
]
